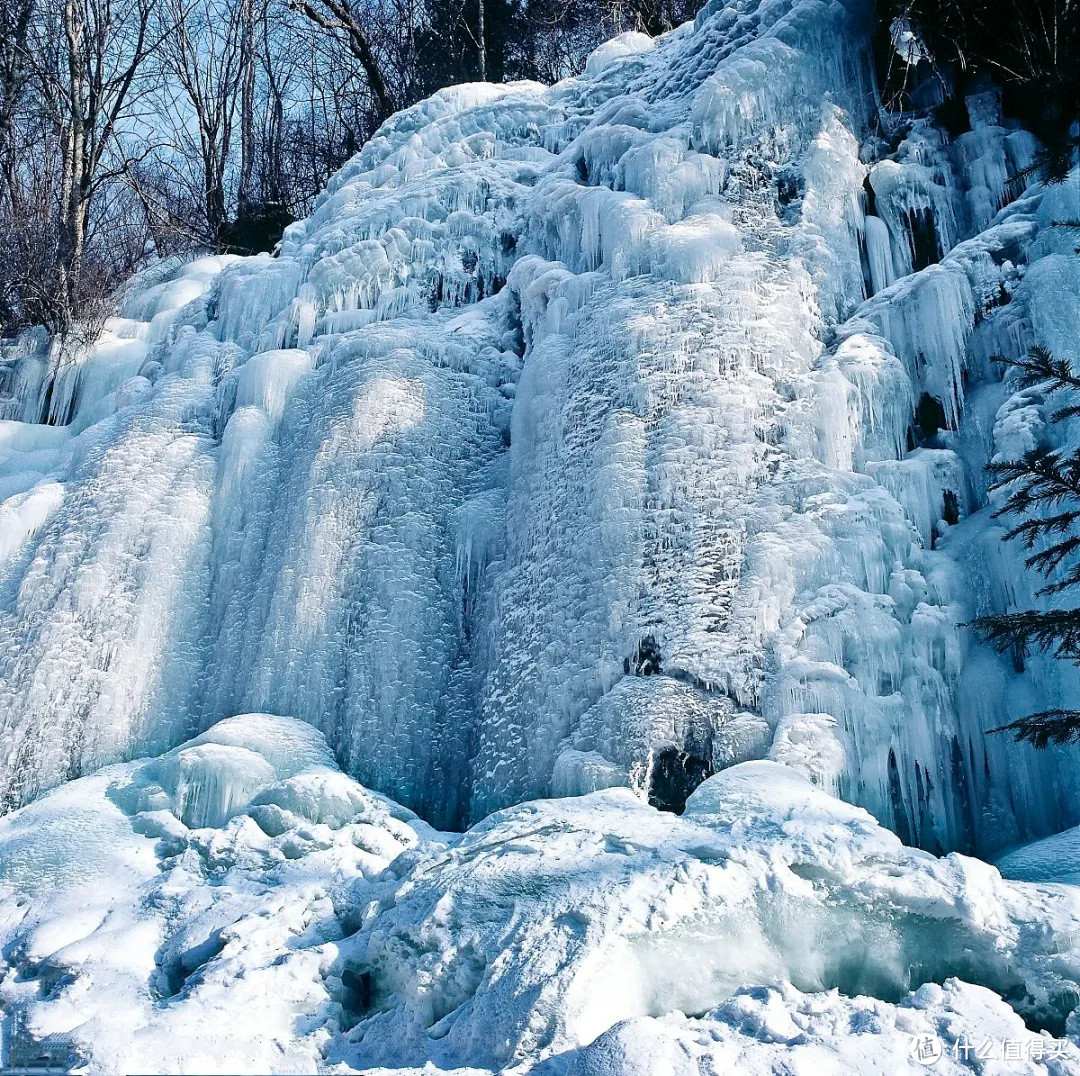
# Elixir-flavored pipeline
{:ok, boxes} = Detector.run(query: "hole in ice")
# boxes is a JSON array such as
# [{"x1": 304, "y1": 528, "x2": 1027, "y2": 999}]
[
  {"x1": 338, "y1": 965, "x2": 376, "y2": 1028},
  {"x1": 914, "y1": 392, "x2": 948, "y2": 442},
  {"x1": 647, "y1": 745, "x2": 713, "y2": 815},
  {"x1": 38, "y1": 372, "x2": 79, "y2": 427},
  {"x1": 932, "y1": 95, "x2": 972, "y2": 138},
  {"x1": 151, "y1": 929, "x2": 227, "y2": 1001},
  {"x1": 905, "y1": 206, "x2": 940, "y2": 271},
  {"x1": 21, "y1": 958, "x2": 76, "y2": 1000},
  {"x1": 942, "y1": 488, "x2": 960, "y2": 526},
  {"x1": 862, "y1": 174, "x2": 878, "y2": 216},
  {"x1": 774, "y1": 167, "x2": 803, "y2": 221},
  {"x1": 624, "y1": 634, "x2": 662, "y2": 677},
  {"x1": 887, "y1": 747, "x2": 915, "y2": 848}
]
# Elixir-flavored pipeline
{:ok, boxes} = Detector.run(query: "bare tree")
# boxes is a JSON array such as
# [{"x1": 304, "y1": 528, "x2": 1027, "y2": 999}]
[
  {"x1": 26, "y1": 0, "x2": 163, "y2": 333},
  {"x1": 0, "y1": 0, "x2": 36, "y2": 210},
  {"x1": 237, "y1": 0, "x2": 258, "y2": 212},
  {"x1": 290, "y1": 0, "x2": 400, "y2": 123},
  {"x1": 157, "y1": 0, "x2": 247, "y2": 245},
  {"x1": 0, "y1": 0, "x2": 704, "y2": 345}
]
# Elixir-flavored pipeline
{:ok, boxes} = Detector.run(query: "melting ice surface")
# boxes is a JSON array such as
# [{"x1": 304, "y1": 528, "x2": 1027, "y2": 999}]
[{"x1": 2, "y1": 0, "x2": 1080, "y2": 1067}]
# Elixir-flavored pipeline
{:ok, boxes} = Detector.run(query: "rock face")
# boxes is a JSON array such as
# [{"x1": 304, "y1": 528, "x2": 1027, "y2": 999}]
[{"x1": 1, "y1": 0, "x2": 1079, "y2": 858}]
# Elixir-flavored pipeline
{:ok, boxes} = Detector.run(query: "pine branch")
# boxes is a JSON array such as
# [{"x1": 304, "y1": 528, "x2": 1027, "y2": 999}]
[
  {"x1": 988, "y1": 447, "x2": 1080, "y2": 529},
  {"x1": 1039, "y1": 562, "x2": 1080, "y2": 597},
  {"x1": 972, "y1": 608, "x2": 1080, "y2": 662},
  {"x1": 1026, "y1": 530, "x2": 1080, "y2": 571},
  {"x1": 1010, "y1": 135, "x2": 1080, "y2": 187},
  {"x1": 1003, "y1": 509, "x2": 1078, "y2": 549},
  {"x1": 990, "y1": 709, "x2": 1080, "y2": 747},
  {"x1": 993, "y1": 345, "x2": 1080, "y2": 393}
]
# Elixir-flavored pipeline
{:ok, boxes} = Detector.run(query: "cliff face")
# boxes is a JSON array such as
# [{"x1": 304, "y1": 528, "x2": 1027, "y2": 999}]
[{"x1": 1, "y1": 0, "x2": 1079, "y2": 855}]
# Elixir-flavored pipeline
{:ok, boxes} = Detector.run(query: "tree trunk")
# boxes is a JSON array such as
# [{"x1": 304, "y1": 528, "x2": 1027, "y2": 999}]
[
  {"x1": 0, "y1": 0, "x2": 34, "y2": 209},
  {"x1": 205, "y1": 145, "x2": 228, "y2": 243},
  {"x1": 477, "y1": 0, "x2": 486, "y2": 81},
  {"x1": 238, "y1": 0, "x2": 256, "y2": 213}
]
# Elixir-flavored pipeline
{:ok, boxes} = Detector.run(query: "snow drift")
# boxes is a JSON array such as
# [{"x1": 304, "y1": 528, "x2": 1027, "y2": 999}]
[{"x1": 3, "y1": 716, "x2": 1080, "y2": 1073}]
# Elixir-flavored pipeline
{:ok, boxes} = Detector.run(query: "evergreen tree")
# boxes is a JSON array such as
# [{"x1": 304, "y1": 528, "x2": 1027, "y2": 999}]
[{"x1": 974, "y1": 347, "x2": 1080, "y2": 746}]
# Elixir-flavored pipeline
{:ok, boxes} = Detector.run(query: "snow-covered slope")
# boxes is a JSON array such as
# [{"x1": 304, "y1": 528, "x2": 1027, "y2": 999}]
[
  {"x1": 4, "y1": 716, "x2": 1080, "y2": 1073},
  {"x1": 3, "y1": 0, "x2": 1077, "y2": 851}
]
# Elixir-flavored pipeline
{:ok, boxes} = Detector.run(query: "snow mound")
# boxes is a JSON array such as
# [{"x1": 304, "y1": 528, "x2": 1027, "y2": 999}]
[
  {"x1": 112, "y1": 713, "x2": 338, "y2": 828},
  {"x1": 4, "y1": 745, "x2": 1080, "y2": 1074},
  {"x1": 0, "y1": 715, "x2": 421, "y2": 1074},
  {"x1": 584, "y1": 31, "x2": 656, "y2": 76},
  {"x1": 328, "y1": 762, "x2": 1080, "y2": 1071},
  {"x1": 570, "y1": 979, "x2": 1075, "y2": 1074}
]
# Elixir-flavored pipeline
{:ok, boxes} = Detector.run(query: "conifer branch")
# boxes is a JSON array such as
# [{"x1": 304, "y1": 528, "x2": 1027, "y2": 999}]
[
  {"x1": 990, "y1": 709, "x2": 1080, "y2": 747},
  {"x1": 974, "y1": 350, "x2": 1080, "y2": 746}
]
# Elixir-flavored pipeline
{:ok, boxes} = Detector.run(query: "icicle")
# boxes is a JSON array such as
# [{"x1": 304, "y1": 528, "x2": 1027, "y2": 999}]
[
  {"x1": 863, "y1": 215, "x2": 895, "y2": 295},
  {"x1": 862, "y1": 264, "x2": 976, "y2": 429}
]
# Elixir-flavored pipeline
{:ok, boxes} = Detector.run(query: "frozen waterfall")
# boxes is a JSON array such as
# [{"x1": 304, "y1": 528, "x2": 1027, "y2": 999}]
[{"x1": 1, "y1": 0, "x2": 1079, "y2": 861}]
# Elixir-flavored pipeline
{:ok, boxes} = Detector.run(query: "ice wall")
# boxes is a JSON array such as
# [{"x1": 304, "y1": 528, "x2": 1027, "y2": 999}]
[{"x1": 0, "y1": 0, "x2": 1078, "y2": 852}]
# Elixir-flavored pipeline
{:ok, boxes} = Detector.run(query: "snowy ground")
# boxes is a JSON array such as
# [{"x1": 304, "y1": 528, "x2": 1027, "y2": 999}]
[{"x1": 3, "y1": 715, "x2": 1080, "y2": 1074}]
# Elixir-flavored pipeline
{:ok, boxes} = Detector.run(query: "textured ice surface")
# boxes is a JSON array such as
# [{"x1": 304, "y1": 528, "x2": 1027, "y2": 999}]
[
  {"x1": 3, "y1": 734, "x2": 1080, "y2": 1073},
  {"x1": 998, "y1": 826, "x2": 1080, "y2": 887},
  {"x1": 0, "y1": 0, "x2": 1078, "y2": 855}
]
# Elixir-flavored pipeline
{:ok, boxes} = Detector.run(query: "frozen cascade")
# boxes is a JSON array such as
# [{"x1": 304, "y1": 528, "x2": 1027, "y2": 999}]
[{"x1": 0, "y1": 0, "x2": 1078, "y2": 859}]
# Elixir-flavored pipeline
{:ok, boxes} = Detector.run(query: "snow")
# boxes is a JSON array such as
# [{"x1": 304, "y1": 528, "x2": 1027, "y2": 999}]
[
  {"x1": 585, "y1": 31, "x2": 656, "y2": 77},
  {"x1": 5, "y1": 736, "x2": 1080, "y2": 1073},
  {"x1": 2, "y1": 0, "x2": 1080, "y2": 1065},
  {"x1": 0, "y1": 715, "x2": 423, "y2": 1074},
  {"x1": 570, "y1": 979, "x2": 1074, "y2": 1075},
  {"x1": 997, "y1": 825, "x2": 1080, "y2": 887},
  {"x1": 333, "y1": 761, "x2": 1080, "y2": 1070}
]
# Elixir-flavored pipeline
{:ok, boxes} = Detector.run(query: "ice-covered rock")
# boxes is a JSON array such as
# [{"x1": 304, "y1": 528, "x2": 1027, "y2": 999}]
[
  {"x1": 318, "y1": 762, "x2": 1080, "y2": 1069},
  {"x1": 3, "y1": 0, "x2": 1080, "y2": 1067}
]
